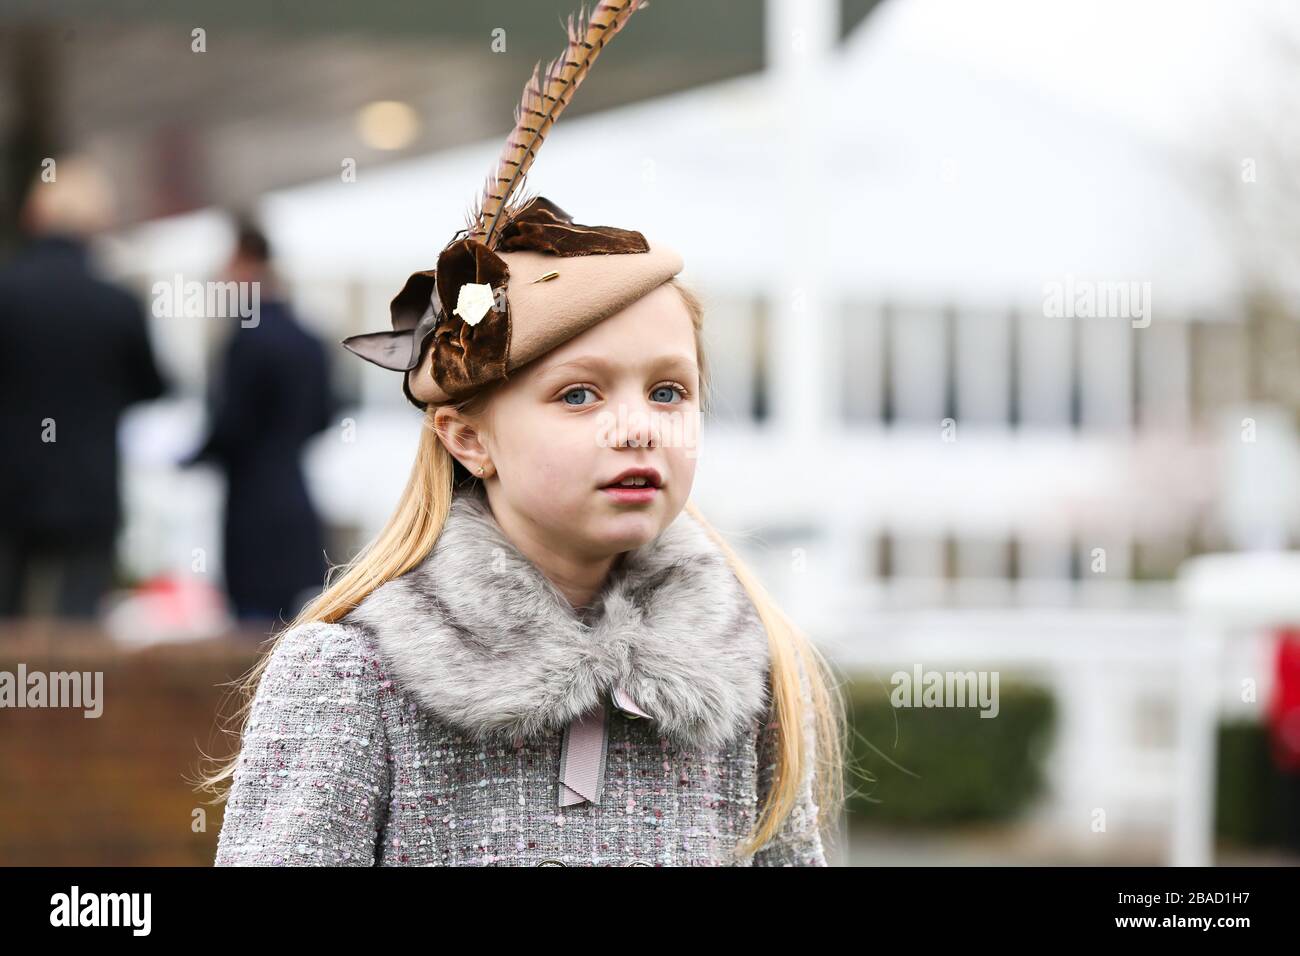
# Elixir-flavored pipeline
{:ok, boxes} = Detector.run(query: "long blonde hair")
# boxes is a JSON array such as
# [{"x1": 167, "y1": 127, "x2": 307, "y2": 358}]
[{"x1": 198, "y1": 277, "x2": 845, "y2": 859}]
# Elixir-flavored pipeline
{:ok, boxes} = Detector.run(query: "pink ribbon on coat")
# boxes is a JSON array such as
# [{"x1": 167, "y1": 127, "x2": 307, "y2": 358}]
[{"x1": 557, "y1": 686, "x2": 653, "y2": 807}]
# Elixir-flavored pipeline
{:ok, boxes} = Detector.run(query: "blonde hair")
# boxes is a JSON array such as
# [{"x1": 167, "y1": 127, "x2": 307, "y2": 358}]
[{"x1": 198, "y1": 276, "x2": 845, "y2": 859}]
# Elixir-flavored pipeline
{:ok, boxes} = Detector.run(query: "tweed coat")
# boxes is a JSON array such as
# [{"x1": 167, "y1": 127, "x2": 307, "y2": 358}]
[{"x1": 214, "y1": 487, "x2": 826, "y2": 866}]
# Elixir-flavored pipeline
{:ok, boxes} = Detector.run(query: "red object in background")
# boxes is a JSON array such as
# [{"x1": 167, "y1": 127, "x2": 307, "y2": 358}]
[
  {"x1": 103, "y1": 572, "x2": 230, "y2": 647},
  {"x1": 1267, "y1": 627, "x2": 1300, "y2": 772}
]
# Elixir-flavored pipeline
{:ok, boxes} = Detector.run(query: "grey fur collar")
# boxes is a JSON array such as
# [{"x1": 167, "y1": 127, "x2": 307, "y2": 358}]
[{"x1": 343, "y1": 488, "x2": 772, "y2": 751}]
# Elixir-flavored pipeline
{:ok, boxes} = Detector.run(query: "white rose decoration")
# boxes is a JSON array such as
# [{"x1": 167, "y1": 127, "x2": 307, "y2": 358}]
[{"x1": 453, "y1": 282, "x2": 496, "y2": 327}]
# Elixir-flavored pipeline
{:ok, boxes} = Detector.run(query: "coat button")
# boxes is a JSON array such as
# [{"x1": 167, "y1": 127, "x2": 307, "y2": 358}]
[
  {"x1": 625, "y1": 859, "x2": 652, "y2": 866},
  {"x1": 536, "y1": 858, "x2": 567, "y2": 866}
]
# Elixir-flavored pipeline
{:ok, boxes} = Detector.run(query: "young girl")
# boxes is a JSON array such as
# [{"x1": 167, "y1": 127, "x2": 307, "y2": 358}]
[{"x1": 204, "y1": 0, "x2": 845, "y2": 867}]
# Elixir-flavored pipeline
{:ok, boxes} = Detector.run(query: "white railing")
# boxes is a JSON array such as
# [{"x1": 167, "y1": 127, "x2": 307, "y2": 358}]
[{"x1": 779, "y1": 580, "x2": 1277, "y2": 866}]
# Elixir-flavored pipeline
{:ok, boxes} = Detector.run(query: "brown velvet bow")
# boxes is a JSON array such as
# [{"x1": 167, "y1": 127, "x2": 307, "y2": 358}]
[
  {"x1": 428, "y1": 237, "x2": 511, "y2": 401},
  {"x1": 495, "y1": 196, "x2": 649, "y2": 257},
  {"x1": 339, "y1": 269, "x2": 436, "y2": 372},
  {"x1": 339, "y1": 196, "x2": 650, "y2": 405}
]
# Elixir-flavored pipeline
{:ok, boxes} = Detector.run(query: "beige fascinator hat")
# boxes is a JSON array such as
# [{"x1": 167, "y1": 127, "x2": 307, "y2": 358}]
[{"x1": 341, "y1": 0, "x2": 683, "y2": 409}]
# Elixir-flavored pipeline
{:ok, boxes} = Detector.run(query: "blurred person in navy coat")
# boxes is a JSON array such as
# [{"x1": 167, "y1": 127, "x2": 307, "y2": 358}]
[
  {"x1": 0, "y1": 157, "x2": 167, "y2": 618},
  {"x1": 182, "y1": 218, "x2": 336, "y2": 625}
]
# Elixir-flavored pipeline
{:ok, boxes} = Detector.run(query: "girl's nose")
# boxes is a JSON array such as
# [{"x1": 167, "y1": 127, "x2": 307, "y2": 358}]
[
  {"x1": 615, "y1": 401, "x2": 659, "y2": 449},
  {"x1": 620, "y1": 423, "x2": 656, "y2": 449}
]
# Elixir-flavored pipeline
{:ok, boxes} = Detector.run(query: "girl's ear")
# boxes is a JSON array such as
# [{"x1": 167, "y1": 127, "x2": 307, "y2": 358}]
[{"x1": 431, "y1": 406, "x2": 492, "y2": 475}]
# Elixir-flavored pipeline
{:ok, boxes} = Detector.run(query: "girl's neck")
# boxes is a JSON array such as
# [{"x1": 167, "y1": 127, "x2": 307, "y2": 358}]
[{"x1": 483, "y1": 495, "x2": 622, "y2": 613}]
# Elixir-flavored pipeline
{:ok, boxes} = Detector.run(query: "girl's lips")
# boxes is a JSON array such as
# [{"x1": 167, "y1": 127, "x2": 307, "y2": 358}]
[{"x1": 600, "y1": 485, "x2": 659, "y2": 504}]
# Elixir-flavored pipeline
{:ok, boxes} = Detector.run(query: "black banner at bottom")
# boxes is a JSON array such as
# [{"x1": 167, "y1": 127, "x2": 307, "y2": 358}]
[{"x1": 0, "y1": 864, "x2": 1286, "y2": 940}]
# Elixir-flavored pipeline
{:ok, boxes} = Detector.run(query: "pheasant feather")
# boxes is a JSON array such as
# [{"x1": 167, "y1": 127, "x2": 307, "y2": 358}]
[{"x1": 466, "y1": 0, "x2": 646, "y2": 249}]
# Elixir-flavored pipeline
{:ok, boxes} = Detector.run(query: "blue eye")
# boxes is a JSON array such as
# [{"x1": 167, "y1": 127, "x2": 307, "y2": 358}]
[
  {"x1": 562, "y1": 386, "x2": 597, "y2": 406},
  {"x1": 651, "y1": 384, "x2": 685, "y2": 404}
]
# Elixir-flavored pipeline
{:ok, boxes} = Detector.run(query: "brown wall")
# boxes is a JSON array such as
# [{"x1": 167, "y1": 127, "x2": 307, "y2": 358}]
[{"x1": 0, "y1": 624, "x2": 262, "y2": 866}]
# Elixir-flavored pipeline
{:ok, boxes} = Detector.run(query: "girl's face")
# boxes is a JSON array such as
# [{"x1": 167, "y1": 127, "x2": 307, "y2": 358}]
[{"x1": 449, "y1": 282, "x2": 701, "y2": 563}]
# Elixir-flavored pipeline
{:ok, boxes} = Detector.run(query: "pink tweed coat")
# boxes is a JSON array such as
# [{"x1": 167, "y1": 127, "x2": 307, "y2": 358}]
[{"x1": 214, "y1": 488, "x2": 827, "y2": 866}]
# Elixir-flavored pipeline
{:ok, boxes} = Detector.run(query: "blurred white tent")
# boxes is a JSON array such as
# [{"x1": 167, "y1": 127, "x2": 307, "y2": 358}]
[{"x1": 243, "y1": 0, "x2": 1289, "y2": 309}]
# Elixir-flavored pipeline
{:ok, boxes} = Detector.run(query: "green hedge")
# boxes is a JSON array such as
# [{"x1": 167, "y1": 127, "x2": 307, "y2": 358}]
[
  {"x1": 843, "y1": 677, "x2": 1300, "y2": 854},
  {"x1": 843, "y1": 675, "x2": 1056, "y2": 826},
  {"x1": 1216, "y1": 719, "x2": 1300, "y2": 852}
]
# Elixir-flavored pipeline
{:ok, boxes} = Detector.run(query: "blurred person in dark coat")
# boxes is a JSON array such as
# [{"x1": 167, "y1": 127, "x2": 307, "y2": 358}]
[
  {"x1": 182, "y1": 219, "x2": 336, "y2": 625},
  {"x1": 0, "y1": 156, "x2": 166, "y2": 618}
]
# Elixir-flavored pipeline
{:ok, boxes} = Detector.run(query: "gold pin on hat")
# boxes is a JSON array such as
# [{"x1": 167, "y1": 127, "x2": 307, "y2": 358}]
[{"x1": 531, "y1": 270, "x2": 560, "y2": 284}]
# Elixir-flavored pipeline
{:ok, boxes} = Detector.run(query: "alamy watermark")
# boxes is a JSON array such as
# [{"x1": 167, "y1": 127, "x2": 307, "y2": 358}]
[
  {"x1": 1042, "y1": 274, "x2": 1151, "y2": 328},
  {"x1": 595, "y1": 406, "x2": 700, "y2": 457},
  {"x1": 50, "y1": 886, "x2": 150, "y2": 935},
  {"x1": 152, "y1": 274, "x2": 260, "y2": 328},
  {"x1": 890, "y1": 664, "x2": 1000, "y2": 718},
  {"x1": 0, "y1": 665, "x2": 103, "y2": 718}
]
